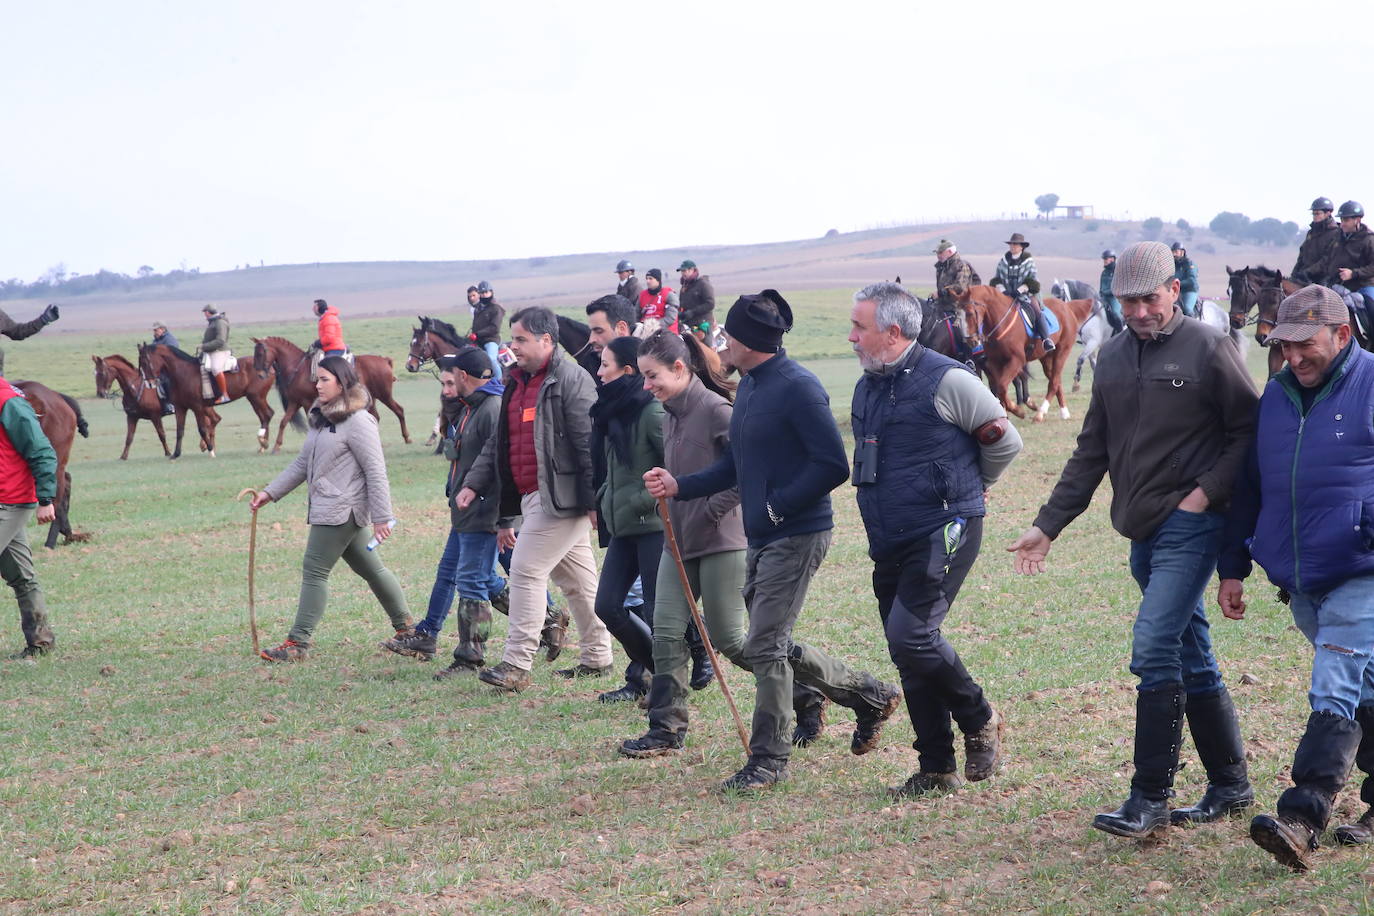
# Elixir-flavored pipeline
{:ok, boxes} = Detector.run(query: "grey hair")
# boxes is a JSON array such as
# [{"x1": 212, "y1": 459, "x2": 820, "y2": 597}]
[{"x1": 854, "y1": 281, "x2": 922, "y2": 339}]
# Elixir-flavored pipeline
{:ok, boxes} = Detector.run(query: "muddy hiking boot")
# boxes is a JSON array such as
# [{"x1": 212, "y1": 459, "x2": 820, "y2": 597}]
[
  {"x1": 1171, "y1": 687, "x2": 1253, "y2": 825},
  {"x1": 1335, "y1": 705, "x2": 1374, "y2": 845},
  {"x1": 539, "y1": 605, "x2": 570, "y2": 662},
  {"x1": 619, "y1": 731, "x2": 685, "y2": 759},
  {"x1": 489, "y1": 586, "x2": 511, "y2": 618},
  {"x1": 261, "y1": 640, "x2": 308, "y2": 663},
  {"x1": 380, "y1": 616, "x2": 417, "y2": 649},
  {"x1": 964, "y1": 706, "x2": 1004, "y2": 782},
  {"x1": 478, "y1": 661, "x2": 531, "y2": 693},
  {"x1": 890, "y1": 771, "x2": 964, "y2": 799},
  {"x1": 851, "y1": 680, "x2": 903, "y2": 756},
  {"x1": 793, "y1": 695, "x2": 828, "y2": 748},
  {"x1": 721, "y1": 757, "x2": 788, "y2": 793},
  {"x1": 383, "y1": 629, "x2": 437, "y2": 662},
  {"x1": 1250, "y1": 814, "x2": 1319, "y2": 871},
  {"x1": 452, "y1": 597, "x2": 493, "y2": 666},
  {"x1": 1335, "y1": 808, "x2": 1374, "y2": 846},
  {"x1": 8, "y1": 643, "x2": 52, "y2": 661},
  {"x1": 555, "y1": 663, "x2": 613, "y2": 679}
]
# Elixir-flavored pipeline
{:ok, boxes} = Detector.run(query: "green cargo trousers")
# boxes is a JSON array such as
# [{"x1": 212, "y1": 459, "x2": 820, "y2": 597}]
[
  {"x1": 288, "y1": 521, "x2": 410, "y2": 647},
  {"x1": 0, "y1": 504, "x2": 54, "y2": 650}
]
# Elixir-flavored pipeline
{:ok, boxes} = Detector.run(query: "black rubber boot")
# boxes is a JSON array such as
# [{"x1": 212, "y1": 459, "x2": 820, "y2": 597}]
[
  {"x1": 1093, "y1": 683, "x2": 1185, "y2": 838},
  {"x1": 1275, "y1": 710, "x2": 1363, "y2": 833},
  {"x1": 1171, "y1": 687, "x2": 1254, "y2": 825},
  {"x1": 792, "y1": 690, "x2": 827, "y2": 748},
  {"x1": 687, "y1": 622, "x2": 714, "y2": 691},
  {"x1": 1334, "y1": 705, "x2": 1374, "y2": 844}
]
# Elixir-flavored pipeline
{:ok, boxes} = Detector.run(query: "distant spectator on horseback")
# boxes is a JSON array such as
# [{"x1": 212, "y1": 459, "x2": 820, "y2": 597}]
[
  {"x1": 636, "y1": 269, "x2": 680, "y2": 338},
  {"x1": 677, "y1": 259, "x2": 717, "y2": 341},
  {"x1": 0, "y1": 303, "x2": 59, "y2": 376},
  {"x1": 149, "y1": 322, "x2": 178, "y2": 416},
  {"x1": 151, "y1": 321, "x2": 178, "y2": 351},
  {"x1": 1171, "y1": 242, "x2": 1200, "y2": 318},
  {"x1": 465, "y1": 285, "x2": 480, "y2": 310},
  {"x1": 1099, "y1": 250, "x2": 1125, "y2": 335},
  {"x1": 0, "y1": 375, "x2": 57, "y2": 659},
  {"x1": 615, "y1": 259, "x2": 642, "y2": 304},
  {"x1": 933, "y1": 240, "x2": 980, "y2": 313},
  {"x1": 988, "y1": 233, "x2": 1054, "y2": 353},
  {"x1": 1320, "y1": 201, "x2": 1374, "y2": 335},
  {"x1": 469, "y1": 280, "x2": 505, "y2": 375},
  {"x1": 197, "y1": 305, "x2": 232, "y2": 404},
  {"x1": 1291, "y1": 197, "x2": 1340, "y2": 285},
  {"x1": 313, "y1": 299, "x2": 345, "y2": 357}
]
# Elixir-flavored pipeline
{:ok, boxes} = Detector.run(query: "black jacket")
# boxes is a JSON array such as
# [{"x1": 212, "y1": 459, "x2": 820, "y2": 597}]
[
  {"x1": 679, "y1": 275, "x2": 717, "y2": 329},
  {"x1": 1318, "y1": 224, "x2": 1374, "y2": 288},
  {"x1": 1292, "y1": 217, "x2": 1341, "y2": 283},
  {"x1": 469, "y1": 299, "x2": 505, "y2": 347}
]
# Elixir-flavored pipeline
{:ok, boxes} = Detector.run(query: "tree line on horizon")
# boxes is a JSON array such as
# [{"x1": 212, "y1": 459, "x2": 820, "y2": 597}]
[{"x1": 1035, "y1": 192, "x2": 1300, "y2": 248}]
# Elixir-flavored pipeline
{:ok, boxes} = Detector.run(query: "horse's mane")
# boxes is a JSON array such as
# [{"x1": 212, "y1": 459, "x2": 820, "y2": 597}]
[
  {"x1": 103, "y1": 354, "x2": 136, "y2": 372},
  {"x1": 421, "y1": 317, "x2": 465, "y2": 348},
  {"x1": 160, "y1": 345, "x2": 200, "y2": 364},
  {"x1": 258, "y1": 335, "x2": 306, "y2": 356}
]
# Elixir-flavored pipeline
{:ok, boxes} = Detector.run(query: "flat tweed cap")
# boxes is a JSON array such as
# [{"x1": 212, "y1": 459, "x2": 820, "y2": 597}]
[
  {"x1": 1268, "y1": 284, "x2": 1349, "y2": 344},
  {"x1": 1111, "y1": 241, "x2": 1175, "y2": 298}
]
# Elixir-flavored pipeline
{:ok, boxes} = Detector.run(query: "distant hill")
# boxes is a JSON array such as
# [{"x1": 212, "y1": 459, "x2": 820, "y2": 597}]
[{"x1": 10, "y1": 219, "x2": 1298, "y2": 332}]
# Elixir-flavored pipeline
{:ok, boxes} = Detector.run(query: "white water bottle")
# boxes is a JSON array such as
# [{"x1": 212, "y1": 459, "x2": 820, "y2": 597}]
[{"x1": 367, "y1": 519, "x2": 398, "y2": 551}]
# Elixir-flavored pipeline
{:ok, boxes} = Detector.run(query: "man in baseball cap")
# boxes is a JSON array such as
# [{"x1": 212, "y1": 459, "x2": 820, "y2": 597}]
[
  {"x1": 1011, "y1": 239, "x2": 1259, "y2": 839},
  {"x1": 677, "y1": 259, "x2": 716, "y2": 342},
  {"x1": 1217, "y1": 284, "x2": 1374, "y2": 869}
]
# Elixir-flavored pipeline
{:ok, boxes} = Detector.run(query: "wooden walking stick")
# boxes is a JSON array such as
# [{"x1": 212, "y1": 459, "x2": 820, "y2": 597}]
[
  {"x1": 657, "y1": 495, "x2": 751, "y2": 756},
  {"x1": 235, "y1": 488, "x2": 263, "y2": 656}
]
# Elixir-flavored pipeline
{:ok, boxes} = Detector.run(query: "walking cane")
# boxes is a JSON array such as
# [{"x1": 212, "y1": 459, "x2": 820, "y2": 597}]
[
  {"x1": 657, "y1": 495, "x2": 751, "y2": 756},
  {"x1": 235, "y1": 488, "x2": 263, "y2": 656}
]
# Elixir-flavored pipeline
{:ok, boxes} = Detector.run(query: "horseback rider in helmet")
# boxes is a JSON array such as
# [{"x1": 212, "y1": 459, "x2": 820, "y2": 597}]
[
  {"x1": 1323, "y1": 201, "x2": 1374, "y2": 337},
  {"x1": 1292, "y1": 197, "x2": 1340, "y2": 285},
  {"x1": 1170, "y1": 242, "x2": 1200, "y2": 318},
  {"x1": 988, "y1": 233, "x2": 1054, "y2": 354},
  {"x1": 1099, "y1": 250, "x2": 1125, "y2": 335}
]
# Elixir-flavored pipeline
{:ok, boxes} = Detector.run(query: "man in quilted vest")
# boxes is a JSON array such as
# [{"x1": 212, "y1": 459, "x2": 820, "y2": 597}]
[
  {"x1": 1219, "y1": 285, "x2": 1374, "y2": 870},
  {"x1": 0, "y1": 377, "x2": 57, "y2": 658}
]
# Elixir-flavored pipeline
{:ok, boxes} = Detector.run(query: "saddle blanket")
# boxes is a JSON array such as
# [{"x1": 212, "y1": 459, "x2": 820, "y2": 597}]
[
  {"x1": 1018, "y1": 303, "x2": 1060, "y2": 339},
  {"x1": 200, "y1": 353, "x2": 238, "y2": 399}
]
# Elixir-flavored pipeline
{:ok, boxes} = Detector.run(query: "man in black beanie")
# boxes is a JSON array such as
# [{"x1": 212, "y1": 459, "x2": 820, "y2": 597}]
[{"x1": 645, "y1": 290, "x2": 902, "y2": 791}]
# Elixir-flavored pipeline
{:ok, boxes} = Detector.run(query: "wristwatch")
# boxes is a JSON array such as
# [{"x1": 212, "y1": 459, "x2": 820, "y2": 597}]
[{"x1": 38, "y1": 498, "x2": 52, "y2": 507}]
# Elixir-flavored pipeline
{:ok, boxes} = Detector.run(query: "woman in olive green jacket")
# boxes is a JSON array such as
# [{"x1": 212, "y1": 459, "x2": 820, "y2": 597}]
[
  {"x1": 590, "y1": 336, "x2": 664, "y2": 702},
  {"x1": 249, "y1": 356, "x2": 412, "y2": 661}
]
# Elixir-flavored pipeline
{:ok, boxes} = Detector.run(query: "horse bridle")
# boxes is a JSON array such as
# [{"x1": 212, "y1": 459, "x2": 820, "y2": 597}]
[{"x1": 1227, "y1": 273, "x2": 1260, "y2": 329}]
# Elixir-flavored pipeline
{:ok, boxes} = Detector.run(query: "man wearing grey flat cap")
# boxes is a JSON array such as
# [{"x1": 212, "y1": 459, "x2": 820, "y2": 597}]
[
  {"x1": 1009, "y1": 241, "x2": 1259, "y2": 840},
  {"x1": 644, "y1": 290, "x2": 902, "y2": 792},
  {"x1": 1218, "y1": 284, "x2": 1374, "y2": 870}
]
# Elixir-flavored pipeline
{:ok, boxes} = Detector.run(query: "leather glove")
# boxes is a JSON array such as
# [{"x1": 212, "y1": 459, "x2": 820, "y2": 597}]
[{"x1": 41, "y1": 303, "x2": 59, "y2": 324}]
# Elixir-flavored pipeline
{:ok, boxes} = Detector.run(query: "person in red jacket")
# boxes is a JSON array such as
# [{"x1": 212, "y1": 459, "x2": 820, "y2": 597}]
[
  {"x1": 636, "y1": 269, "x2": 680, "y2": 338},
  {"x1": 0, "y1": 376, "x2": 58, "y2": 658},
  {"x1": 314, "y1": 299, "x2": 345, "y2": 356}
]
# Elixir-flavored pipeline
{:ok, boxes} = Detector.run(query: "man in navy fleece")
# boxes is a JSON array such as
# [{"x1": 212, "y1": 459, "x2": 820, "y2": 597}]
[{"x1": 645, "y1": 289, "x2": 902, "y2": 792}]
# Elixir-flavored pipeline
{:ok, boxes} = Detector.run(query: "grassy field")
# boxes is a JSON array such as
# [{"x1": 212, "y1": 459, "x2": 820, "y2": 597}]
[{"x1": 1, "y1": 296, "x2": 1368, "y2": 914}]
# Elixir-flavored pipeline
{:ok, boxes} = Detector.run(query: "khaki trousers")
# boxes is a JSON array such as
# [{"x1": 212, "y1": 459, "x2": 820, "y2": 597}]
[{"x1": 501, "y1": 491, "x2": 610, "y2": 671}]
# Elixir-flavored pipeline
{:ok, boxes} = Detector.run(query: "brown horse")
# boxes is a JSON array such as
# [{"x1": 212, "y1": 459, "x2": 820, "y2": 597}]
[
  {"x1": 1226, "y1": 266, "x2": 1296, "y2": 376},
  {"x1": 138, "y1": 343, "x2": 272, "y2": 457},
  {"x1": 406, "y1": 316, "x2": 471, "y2": 373},
  {"x1": 11, "y1": 379, "x2": 89, "y2": 548},
  {"x1": 956, "y1": 286, "x2": 1094, "y2": 422},
  {"x1": 92, "y1": 353, "x2": 187, "y2": 460},
  {"x1": 252, "y1": 336, "x2": 411, "y2": 454}
]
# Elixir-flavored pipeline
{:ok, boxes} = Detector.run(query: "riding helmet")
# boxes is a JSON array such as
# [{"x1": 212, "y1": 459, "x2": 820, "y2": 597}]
[
  {"x1": 615, "y1": 259, "x2": 634, "y2": 273},
  {"x1": 1339, "y1": 200, "x2": 1365, "y2": 219},
  {"x1": 477, "y1": 280, "x2": 493, "y2": 293},
  {"x1": 1101, "y1": 249, "x2": 1116, "y2": 259},
  {"x1": 1311, "y1": 196, "x2": 1334, "y2": 212},
  {"x1": 1169, "y1": 241, "x2": 1184, "y2": 252}
]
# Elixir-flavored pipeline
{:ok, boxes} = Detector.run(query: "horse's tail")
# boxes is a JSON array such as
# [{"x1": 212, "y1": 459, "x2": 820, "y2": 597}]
[
  {"x1": 60, "y1": 393, "x2": 90, "y2": 438},
  {"x1": 272, "y1": 373, "x2": 307, "y2": 431}
]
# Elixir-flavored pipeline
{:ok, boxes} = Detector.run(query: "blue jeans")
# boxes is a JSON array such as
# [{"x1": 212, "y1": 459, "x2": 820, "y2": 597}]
[
  {"x1": 418, "y1": 529, "x2": 505, "y2": 636},
  {"x1": 483, "y1": 341, "x2": 501, "y2": 377},
  {"x1": 1127, "y1": 509, "x2": 1225, "y2": 694},
  {"x1": 1288, "y1": 573, "x2": 1374, "y2": 720},
  {"x1": 1179, "y1": 291, "x2": 1199, "y2": 317}
]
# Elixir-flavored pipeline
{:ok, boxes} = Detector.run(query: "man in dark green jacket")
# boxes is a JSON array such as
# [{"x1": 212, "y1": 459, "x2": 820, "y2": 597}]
[
  {"x1": 0, "y1": 304, "x2": 59, "y2": 376},
  {"x1": 0, "y1": 376, "x2": 58, "y2": 658}
]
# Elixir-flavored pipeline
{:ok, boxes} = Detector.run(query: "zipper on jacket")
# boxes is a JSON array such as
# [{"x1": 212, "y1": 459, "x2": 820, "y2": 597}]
[{"x1": 1280, "y1": 366, "x2": 1344, "y2": 592}]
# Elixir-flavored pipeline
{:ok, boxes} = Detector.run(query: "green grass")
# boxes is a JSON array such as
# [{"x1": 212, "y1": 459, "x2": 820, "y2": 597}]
[{"x1": 1, "y1": 296, "x2": 1369, "y2": 914}]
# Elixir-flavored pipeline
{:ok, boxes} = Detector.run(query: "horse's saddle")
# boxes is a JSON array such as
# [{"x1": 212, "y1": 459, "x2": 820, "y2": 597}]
[
  {"x1": 1016, "y1": 299, "x2": 1059, "y2": 338},
  {"x1": 309, "y1": 347, "x2": 355, "y2": 380},
  {"x1": 1333, "y1": 285, "x2": 1374, "y2": 338},
  {"x1": 199, "y1": 351, "x2": 239, "y2": 398}
]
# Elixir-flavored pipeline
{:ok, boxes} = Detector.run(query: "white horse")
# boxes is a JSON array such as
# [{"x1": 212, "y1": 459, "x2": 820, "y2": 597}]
[
  {"x1": 1197, "y1": 297, "x2": 1249, "y2": 356},
  {"x1": 1052, "y1": 279, "x2": 1109, "y2": 393}
]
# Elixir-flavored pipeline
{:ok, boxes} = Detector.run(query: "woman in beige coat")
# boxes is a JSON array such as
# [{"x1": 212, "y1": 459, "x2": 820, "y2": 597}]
[{"x1": 249, "y1": 356, "x2": 411, "y2": 661}]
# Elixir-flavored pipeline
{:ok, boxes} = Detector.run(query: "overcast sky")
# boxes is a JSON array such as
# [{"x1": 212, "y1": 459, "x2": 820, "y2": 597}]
[{"x1": 2, "y1": 1, "x2": 1364, "y2": 282}]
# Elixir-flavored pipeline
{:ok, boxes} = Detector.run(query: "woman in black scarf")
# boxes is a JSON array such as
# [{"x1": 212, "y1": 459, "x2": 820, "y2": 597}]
[{"x1": 589, "y1": 336, "x2": 665, "y2": 704}]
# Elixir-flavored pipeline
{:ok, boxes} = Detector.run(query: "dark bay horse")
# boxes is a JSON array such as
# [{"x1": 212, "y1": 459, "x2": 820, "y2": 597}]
[
  {"x1": 12, "y1": 379, "x2": 89, "y2": 548},
  {"x1": 918, "y1": 296, "x2": 1030, "y2": 406},
  {"x1": 406, "y1": 316, "x2": 473, "y2": 374},
  {"x1": 138, "y1": 343, "x2": 269, "y2": 456},
  {"x1": 555, "y1": 314, "x2": 601, "y2": 376},
  {"x1": 252, "y1": 336, "x2": 411, "y2": 454},
  {"x1": 1226, "y1": 266, "x2": 1293, "y2": 376},
  {"x1": 92, "y1": 353, "x2": 182, "y2": 460},
  {"x1": 956, "y1": 286, "x2": 1094, "y2": 421}
]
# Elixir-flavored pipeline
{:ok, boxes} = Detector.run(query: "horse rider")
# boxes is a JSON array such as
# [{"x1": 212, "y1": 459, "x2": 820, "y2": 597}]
[
  {"x1": 0, "y1": 374, "x2": 58, "y2": 659},
  {"x1": 677, "y1": 259, "x2": 717, "y2": 343},
  {"x1": 636, "y1": 269, "x2": 680, "y2": 339},
  {"x1": 1291, "y1": 197, "x2": 1340, "y2": 285},
  {"x1": 988, "y1": 233, "x2": 1054, "y2": 354},
  {"x1": 1171, "y1": 242, "x2": 1200, "y2": 318},
  {"x1": 1217, "y1": 285, "x2": 1374, "y2": 870},
  {"x1": 150, "y1": 321, "x2": 179, "y2": 415},
  {"x1": 198, "y1": 304, "x2": 232, "y2": 405},
  {"x1": 1099, "y1": 250, "x2": 1125, "y2": 335},
  {"x1": 469, "y1": 281, "x2": 505, "y2": 376},
  {"x1": 310, "y1": 299, "x2": 346, "y2": 379},
  {"x1": 615, "y1": 259, "x2": 642, "y2": 304},
  {"x1": 933, "y1": 240, "x2": 980, "y2": 314},
  {"x1": 0, "y1": 303, "x2": 59, "y2": 376},
  {"x1": 1319, "y1": 201, "x2": 1374, "y2": 335},
  {"x1": 1009, "y1": 241, "x2": 1258, "y2": 840}
]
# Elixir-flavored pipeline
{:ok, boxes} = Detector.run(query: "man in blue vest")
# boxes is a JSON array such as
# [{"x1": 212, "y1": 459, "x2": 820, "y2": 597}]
[
  {"x1": 848, "y1": 282, "x2": 1024, "y2": 796},
  {"x1": 1218, "y1": 285, "x2": 1374, "y2": 870},
  {"x1": 1010, "y1": 241, "x2": 1258, "y2": 839}
]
